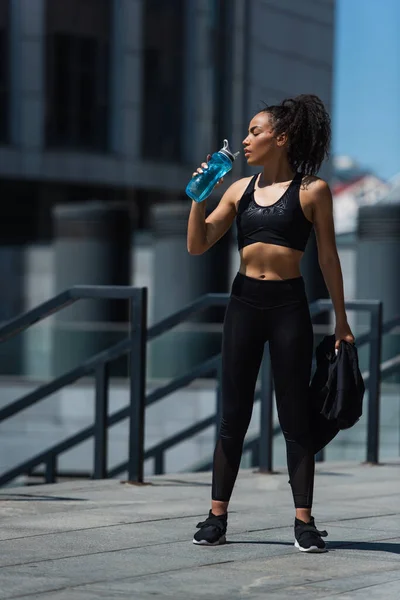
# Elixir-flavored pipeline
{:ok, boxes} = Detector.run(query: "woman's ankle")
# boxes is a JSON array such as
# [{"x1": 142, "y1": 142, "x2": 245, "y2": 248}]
[
  {"x1": 211, "y1": 500, "x2": 229, "y2": 516},
  {"x1": 295, "y1": 508, "x2": 312, "y2": 523}
]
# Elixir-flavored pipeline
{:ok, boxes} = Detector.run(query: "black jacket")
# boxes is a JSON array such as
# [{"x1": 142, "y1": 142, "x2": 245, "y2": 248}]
[{"x1": 310, "y1": 334, "x2": 365, "y2": 430}]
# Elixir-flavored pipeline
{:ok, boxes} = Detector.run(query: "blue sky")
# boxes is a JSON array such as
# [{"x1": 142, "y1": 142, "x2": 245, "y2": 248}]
[{"x1": 333, "y1": 0, "x2": 400, "y2": 179}]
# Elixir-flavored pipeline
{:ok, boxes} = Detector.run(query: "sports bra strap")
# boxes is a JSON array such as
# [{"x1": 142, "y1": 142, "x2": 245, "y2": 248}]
[{"x1": 243, "y1": 174, "x2": 258, "y2": 195}]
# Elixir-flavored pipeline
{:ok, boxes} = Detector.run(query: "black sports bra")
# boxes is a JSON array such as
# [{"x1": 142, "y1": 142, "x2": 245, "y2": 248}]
[{"x1": 236, "y1": 172, "x2": 313, "y2": 252}]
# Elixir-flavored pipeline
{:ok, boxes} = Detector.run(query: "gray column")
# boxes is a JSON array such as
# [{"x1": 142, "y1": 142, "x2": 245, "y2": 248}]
[
  {"x1": 52, "y1": 202, "x2": 133, "y2": 377},
  {"x1": 10, "y1": 0, "x2": 45, "y2": 148},
  {"x1": 231, "y1": 0, "x2": 247, "y2": 174},
  {"x1": 1, "y1": 0, "x2": 45, "y2": 375},
  {"x1": 109, "y1": 0, "x2": 124, "y2": 154},
  {"x1": 150, "y1": 202, "x2": 231, "y2": 378},
  {"x1": 181, "y1": 0, "x2": 198, "y2": 164},
  {"x1": 0, "y1": 248, "x2": 25, "y2": 375},
  {"x1": 113, "y1": 0, "x2": 143, "y2": 163},
  {"x1": 357, "y1": 203, "x2": 400, "y2": 381},
  {"x1": 182, "y1": 1, "x2": 214, "y2": 165}
]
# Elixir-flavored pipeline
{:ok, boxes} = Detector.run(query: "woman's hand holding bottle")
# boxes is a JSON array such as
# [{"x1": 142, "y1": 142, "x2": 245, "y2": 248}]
[{"x1": 191, "y1": 155, "x2": 224, "y2": 189}]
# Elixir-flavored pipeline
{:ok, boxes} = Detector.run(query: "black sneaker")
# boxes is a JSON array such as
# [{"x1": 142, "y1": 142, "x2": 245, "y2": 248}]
[
  {"x1": 294, "y1": 517, "x2": 328, "y2": 553},
  {"x1": 193, "y1": 510, "x2": 227, "y2": 546}
]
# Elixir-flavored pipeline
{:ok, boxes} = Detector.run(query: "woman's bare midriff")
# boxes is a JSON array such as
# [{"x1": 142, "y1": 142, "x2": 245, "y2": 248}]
[{"x1": 238, "y1": 242, "x2": 304, "y2": 280}]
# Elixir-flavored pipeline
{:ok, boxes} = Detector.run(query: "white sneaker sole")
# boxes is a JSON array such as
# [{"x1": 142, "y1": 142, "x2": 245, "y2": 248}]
[
  {"x1": 193, "y1": 534, "x2": 226, "y2": 546},
  {"x1": 295, "y1": 539, "x2": 327, "y2": 553}
]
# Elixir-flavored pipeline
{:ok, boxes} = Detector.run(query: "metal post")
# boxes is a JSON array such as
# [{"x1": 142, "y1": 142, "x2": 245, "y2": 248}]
[
  {"x1": 154, "y1": 452, "x2": 164, "y2": 475},
  {"x1": 366, "y1": 302, "x2": 383, "y2": 464},
  {"x1": 259, "y1": 344, "x2": 274, "y2": 473},
  {"x1": 94, "y1": 363, "x2": 109, "y2": 479},
  {"x1": 251, "y1": 441, "x2": 259, "y2": 468},
  {"x1": 45, "y1": 455, "x2": 57, "y2": 483},
  {"x1": 128, "y1": 288, "x2": 148, "y2": 482},
  {"x1": 215, "y1": 359, "x2": 223, "y2": 445}
]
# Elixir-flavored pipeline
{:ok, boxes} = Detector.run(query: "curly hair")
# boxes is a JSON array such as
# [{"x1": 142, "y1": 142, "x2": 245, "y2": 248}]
[{"x1": 263, "y1": 94, "x2": 331, "y2": 176}]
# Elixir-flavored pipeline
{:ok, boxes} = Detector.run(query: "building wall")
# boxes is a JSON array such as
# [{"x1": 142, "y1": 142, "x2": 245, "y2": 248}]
[
  {"x1": 0, "y1": 0, "x2": 338, "y2": 371},
  {"x1": 0, "y1": 0, "x2": 335, "y2": 194},
  {"x1": 246, "y1": 0, "x2": 334, "y2": 109},
  {"x1": 243, "y1": 0, "x2": 335, "y2": 180}
]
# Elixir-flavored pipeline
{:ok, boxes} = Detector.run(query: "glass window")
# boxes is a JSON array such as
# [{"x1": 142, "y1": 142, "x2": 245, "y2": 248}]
[
  {"x1": 142, "y1": 0, "x2": 184, "y2": 162},
  {"x1": 45, "y1": 0, "x2": 110, "y2": 151}
]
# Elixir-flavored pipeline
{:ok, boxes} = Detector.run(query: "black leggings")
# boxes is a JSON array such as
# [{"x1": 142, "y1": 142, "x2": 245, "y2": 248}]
[{"x1": 212, "y1": 272, "x2": 337, "y2": 509}]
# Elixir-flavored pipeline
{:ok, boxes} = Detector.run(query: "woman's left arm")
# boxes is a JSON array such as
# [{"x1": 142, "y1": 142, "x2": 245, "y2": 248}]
[{"x1": 310, "y1": 179, "x2": 355, "y2": 349}]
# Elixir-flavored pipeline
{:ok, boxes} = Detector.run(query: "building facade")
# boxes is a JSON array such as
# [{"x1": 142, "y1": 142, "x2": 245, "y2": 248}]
[{"x1": 0, "y1": 0, "x2": 335, "y2": 240}]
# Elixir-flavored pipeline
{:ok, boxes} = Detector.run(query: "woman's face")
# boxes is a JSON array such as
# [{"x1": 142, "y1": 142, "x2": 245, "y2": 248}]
[{"x1": 242, "y1": 112, "x2": 283, "y2": 166}]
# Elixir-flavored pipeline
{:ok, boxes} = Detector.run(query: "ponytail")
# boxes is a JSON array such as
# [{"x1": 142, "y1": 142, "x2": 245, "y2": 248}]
[{"x1": 263, "y1": 94, "x2": 331, "y2": 175}]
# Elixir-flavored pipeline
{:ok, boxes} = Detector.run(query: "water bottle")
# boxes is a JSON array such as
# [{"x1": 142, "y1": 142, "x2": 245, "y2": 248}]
[{"x1": 185, "y1": 139, "x2": 240, "y2": 203}]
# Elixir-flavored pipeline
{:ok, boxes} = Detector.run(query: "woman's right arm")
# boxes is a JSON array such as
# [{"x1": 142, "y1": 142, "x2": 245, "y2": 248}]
[{"x1": 187, "y1": 178, "x2": 247, "y2": 255}]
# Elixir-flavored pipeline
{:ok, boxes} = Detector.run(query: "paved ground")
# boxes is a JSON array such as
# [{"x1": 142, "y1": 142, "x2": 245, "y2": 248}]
[{"x1": 0, "y1": 461, "x2": 400, "y2": 599}]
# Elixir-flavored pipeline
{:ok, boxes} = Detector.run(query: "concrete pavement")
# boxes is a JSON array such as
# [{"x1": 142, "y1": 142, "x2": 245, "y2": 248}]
[{"x1": 0, "y1": 461, "x2": 399, "y2": 599}]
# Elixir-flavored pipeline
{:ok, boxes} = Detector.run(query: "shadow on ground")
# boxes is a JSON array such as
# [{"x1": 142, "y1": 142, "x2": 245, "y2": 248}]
[{"x1": 0, "y1": 493, "x2": 87, "y2": 502}]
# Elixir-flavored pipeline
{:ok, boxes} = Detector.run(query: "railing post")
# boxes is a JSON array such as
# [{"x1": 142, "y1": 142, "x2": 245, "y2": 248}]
[
  {"x1": 154, "y1": 451, "x2": 164, "y2": 475},
  {"x1": 259, "y1": 343, "x2": 274, "y2": 473},
  {"x1": 251, "y1": 441, "x2": 259, "y2": 468},
  {"x1": 128, "y1": 288, "x2": 148, "y2": 483},
  {"x1": 94, "y1": 363, "x2": 109, "y2": 479},
  {"x1": 366, "y1": 302, "x2": 383, "y2": 464},
  {"x1": 215, "y1": 358, "x2": 223, "y2": 445},
  {"x1": 45, "y1": 455, "x2": 57, "y2": 483}
]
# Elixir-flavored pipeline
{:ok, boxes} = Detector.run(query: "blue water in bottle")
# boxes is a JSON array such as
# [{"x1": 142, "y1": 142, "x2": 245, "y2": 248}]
[{"x1": 185, "y1": 139, "x2": 240, "y2": 203}]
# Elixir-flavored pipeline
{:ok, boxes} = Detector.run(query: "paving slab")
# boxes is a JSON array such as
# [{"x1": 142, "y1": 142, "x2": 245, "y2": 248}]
[{"x1": 0, "y1": 461, "x2": 399, "y2": 599}]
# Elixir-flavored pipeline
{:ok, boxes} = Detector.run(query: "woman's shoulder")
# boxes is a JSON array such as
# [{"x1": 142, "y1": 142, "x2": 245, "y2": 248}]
[
  {"x1": 300, "y1": 175, "x2": 332, "y2": 203},
  {"x1": 228, "y1": 175, "x2": 257, "y2": 197},
  {"x1": 300, "y1": 174, "x2": 331, "y2": 193},
  {"x1": 299, "y1": 175, "x2": 333, "y2": 217}
]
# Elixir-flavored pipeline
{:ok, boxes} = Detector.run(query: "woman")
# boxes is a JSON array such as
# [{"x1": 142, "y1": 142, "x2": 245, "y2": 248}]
[{"x1": 187, "y1": 94, "x2": 354, "y2": 553}]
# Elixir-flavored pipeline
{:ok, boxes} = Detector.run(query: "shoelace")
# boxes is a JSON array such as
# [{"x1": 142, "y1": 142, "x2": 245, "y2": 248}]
[{"x1": 196, "y1": 515, "x2": 226, "y2": 531}]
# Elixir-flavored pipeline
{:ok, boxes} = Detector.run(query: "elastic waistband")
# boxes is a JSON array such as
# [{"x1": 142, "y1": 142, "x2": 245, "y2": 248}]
[
  {"x1": 231, "y1": 272, "x2": 306, "y2": 309},
  {"x1": 236, "y1": 272, "x2": 304, "y2": 286}
]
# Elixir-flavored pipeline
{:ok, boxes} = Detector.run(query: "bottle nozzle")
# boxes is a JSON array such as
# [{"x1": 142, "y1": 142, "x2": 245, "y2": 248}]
[{"x1": 220, "y1": 139, "x2": 239, "y2": 162}]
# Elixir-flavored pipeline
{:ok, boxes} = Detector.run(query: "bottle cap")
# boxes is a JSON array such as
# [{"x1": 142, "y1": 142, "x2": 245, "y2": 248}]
[{"x1": 219, "y1": 139, "x2": 240, "y2": 162}]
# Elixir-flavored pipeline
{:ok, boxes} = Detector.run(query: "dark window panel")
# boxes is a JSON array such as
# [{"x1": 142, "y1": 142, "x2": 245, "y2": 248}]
[
  {"x1": 142, "y1": 0, "x2": 184, "y2": 162},
  {"x1": 211, "y1": 0, "x2": 234, "y2": 150},
  {"x1": 45, "y1": 1, "x2": 110, "y2": 151}
]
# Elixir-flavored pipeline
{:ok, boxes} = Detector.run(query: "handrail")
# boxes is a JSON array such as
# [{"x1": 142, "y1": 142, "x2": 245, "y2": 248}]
[
  {"x1": 108, "y1": 415, "x2": 217, "y2": 478},
  {"x1": 0, "y1": 337, "x2": 131, "y2": 422},
  {"x1": 0, "y1": 287, "x2": 393, "y2": 487},
  {"x1": 0, "y1": 285, "x2": 148, "y2": 485},
  {"x1": 382, "y1": 315, "x2": 400, "y2": 334},
  {"x1": 146, "y1": 356, "x2": 220, "y2": 407},
  {"x1": 28, "y1": 336, "x2": 400, "y2": 482},
  {"x1": 0, "y1": 290, "x2": 73, "y2": 342},
  {"x1": 147, "y1": 294, "x2": 229, "y2": 341},
  {"x1": 0, "y1": 289, "x2": 386, "y2": 348},
  {"x1": 0, "y1": 285, "x2": 142, "y2": 343}
]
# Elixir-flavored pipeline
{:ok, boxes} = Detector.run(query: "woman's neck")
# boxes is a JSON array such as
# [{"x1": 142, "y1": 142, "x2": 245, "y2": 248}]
[{"x1": 259, "y1": 158, "x2": 295, "y2": 186}]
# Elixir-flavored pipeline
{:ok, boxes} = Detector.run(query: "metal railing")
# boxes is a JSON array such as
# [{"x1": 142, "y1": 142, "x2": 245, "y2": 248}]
[
  {"x1": 0, "y1": 286, "x2": 397, "y2": 487},
  {"x1": 0, "y1": 286, "x2": 147, "y2": 486}
]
